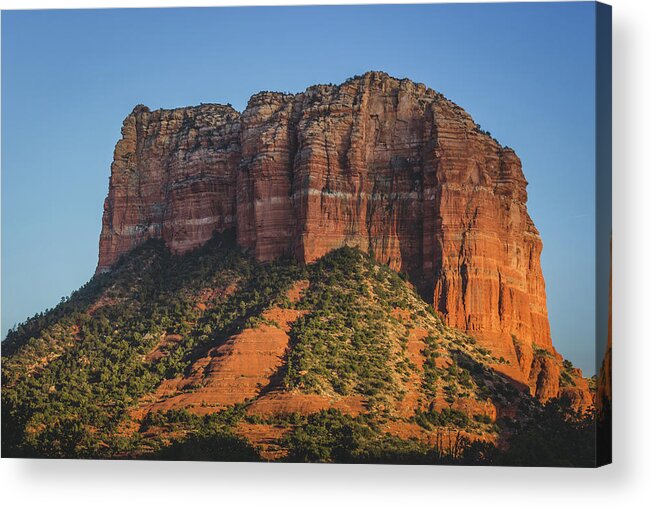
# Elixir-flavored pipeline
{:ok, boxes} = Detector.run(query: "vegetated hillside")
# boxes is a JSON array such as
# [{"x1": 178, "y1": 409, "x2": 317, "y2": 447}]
[{"x1": 1, "y1": 234, "x2": 594, "y2": 465}]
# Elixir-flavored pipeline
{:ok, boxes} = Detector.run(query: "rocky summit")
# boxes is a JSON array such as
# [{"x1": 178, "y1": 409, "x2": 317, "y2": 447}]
[
  {"x1": 98, "y1": 72, "x2": 589, "y2": 407},
  {"x1": 2, "y1": 73, "x2": 594, "y2": 464}
]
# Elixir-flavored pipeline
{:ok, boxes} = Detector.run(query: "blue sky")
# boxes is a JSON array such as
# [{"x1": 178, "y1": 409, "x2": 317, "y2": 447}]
[{"x1": 1, "y1": 3, "x2": 598, "y2": 374}]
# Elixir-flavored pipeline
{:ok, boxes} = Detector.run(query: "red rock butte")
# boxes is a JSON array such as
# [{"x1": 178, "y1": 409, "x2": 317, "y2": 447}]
[{"x1": 97, "y1": 71, "x2": 580, "y2": 397}]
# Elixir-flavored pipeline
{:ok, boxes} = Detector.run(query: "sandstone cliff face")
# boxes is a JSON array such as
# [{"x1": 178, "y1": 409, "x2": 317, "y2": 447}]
[
  {"x1": 98, "y1": 104, "x2": 241, "y2": 270},
  {"x1": 97, "y1": 72, "x2": 583, "y2": 404}
]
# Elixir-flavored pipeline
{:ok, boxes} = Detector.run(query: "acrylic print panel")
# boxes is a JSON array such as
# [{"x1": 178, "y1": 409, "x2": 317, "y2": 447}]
[{"x1": 1, "y1": 1, "x2": 612, "y2": 466}]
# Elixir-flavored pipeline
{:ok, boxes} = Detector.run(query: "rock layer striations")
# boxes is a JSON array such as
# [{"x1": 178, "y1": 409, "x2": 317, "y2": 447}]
[
  {"x1": 97, "y1": 72, "x2": 580, "y2": 399},
  {"x1": 98, "y1": 104, "x2": 241, "y2": 268}
]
